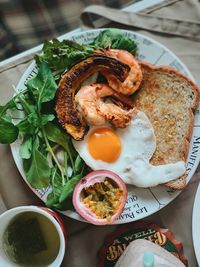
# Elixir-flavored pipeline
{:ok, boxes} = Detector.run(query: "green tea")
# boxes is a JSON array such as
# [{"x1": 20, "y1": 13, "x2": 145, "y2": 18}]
[{"x1": 3, "y1": 211, "x2": 60, "y2": 266}]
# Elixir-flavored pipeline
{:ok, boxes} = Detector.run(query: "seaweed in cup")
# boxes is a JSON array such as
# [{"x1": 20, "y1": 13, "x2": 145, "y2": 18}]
[{"x1": 2, "y1": 212, "x2": 60, "y2": 265}]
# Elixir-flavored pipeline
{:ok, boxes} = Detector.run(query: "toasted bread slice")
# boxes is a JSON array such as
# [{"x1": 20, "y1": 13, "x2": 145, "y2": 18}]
[{"x1": 132, "y1": 62, "x2": 200, "y2": 190}]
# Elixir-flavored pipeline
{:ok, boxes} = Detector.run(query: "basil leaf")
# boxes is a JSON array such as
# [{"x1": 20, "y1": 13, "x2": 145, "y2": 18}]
[
  {"x1": 27, "y1": 63, "x2": 57, "y2": 108},
  {"x1": 0, "y1": 117, "x2": 19, "y2": 144}
]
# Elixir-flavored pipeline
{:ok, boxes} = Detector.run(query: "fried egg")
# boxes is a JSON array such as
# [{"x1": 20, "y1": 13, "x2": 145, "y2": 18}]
[{"x1": 72, "y1": 111, "x2": 186, "y2": 187}]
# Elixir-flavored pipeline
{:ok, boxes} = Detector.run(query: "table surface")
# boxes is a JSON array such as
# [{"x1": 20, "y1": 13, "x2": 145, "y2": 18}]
[
  {"x1": 0, "y1": 0, "x2": 167, "y2": 68},
  {"x1": 0, "y1": 0, "x2": 199, "y2": 266}
]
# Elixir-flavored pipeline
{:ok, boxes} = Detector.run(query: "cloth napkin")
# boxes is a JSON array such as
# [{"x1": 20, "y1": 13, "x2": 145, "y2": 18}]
[{"x1": 0, "y1": 0, "x2": 200, "y2": 266}]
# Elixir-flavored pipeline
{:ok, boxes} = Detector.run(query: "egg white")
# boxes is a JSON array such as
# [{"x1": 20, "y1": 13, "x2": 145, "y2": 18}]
[{"x1": 72, "y1": 110, "x2": 186, "y2": 187}]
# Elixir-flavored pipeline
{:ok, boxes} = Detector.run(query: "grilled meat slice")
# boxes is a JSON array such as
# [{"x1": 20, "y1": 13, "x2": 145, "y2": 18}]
[{"x1": 55, "y1": 55, "x2": 130, "y2": 140}]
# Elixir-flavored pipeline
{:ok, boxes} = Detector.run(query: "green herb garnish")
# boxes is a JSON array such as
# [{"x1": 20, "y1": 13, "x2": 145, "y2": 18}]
[
  {"x1": 35, "y1": 29, "x2": 138, "y2": 80},
  {"x1": 0, "y1": 29, "x2": 138, "y2": 210}
]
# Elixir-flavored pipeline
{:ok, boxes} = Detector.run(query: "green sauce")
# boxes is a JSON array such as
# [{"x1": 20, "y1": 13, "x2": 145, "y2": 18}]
[{"x1": 3, "y1": 211, "x2": 60, "y2": 266}]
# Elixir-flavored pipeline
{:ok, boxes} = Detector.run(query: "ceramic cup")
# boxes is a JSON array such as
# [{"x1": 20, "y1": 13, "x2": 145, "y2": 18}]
[{"x1": 0, "y1": 205, "x2": 66, "y2": 267}]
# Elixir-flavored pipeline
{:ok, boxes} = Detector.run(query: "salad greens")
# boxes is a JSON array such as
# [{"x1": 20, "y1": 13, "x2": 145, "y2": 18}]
[
  {"x1": 35, "y1": 28, "x2": 138, "y2": 80},
  {"x1": 90, "y1": 29, "x2": 137, "y2": 54},
  {"x1": 0, "y1": 29, "x2": 138, "y2": 210},
  {"x1": 35, "y1": 39, "x2": 93, "y2": 80}
]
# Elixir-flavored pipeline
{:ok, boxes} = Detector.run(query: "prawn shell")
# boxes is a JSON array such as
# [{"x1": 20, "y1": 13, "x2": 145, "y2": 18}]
[{"x1": 55, "y1": 55, "x2": 130, "y2": 140}]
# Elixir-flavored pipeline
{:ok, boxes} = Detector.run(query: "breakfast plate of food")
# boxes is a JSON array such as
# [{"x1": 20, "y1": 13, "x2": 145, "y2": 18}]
[{"x1": 1, "y1": 28, "x2": 199, "y2": 224}]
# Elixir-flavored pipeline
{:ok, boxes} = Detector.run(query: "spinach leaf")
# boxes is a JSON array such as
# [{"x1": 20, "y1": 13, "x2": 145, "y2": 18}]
[
  {"x1": 27, "y1": 63, "x2": 57, "y2": 108},
  {"x1": 24, "y1": 138, "x2": 51, "y2": 189},
  {"x1": 0, "y1": 117, "x2": 19, "y2": 144}
]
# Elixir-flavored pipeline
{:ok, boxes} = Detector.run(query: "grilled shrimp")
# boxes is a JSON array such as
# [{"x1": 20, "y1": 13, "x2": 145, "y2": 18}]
[
  {"x1": 55, "y1": 55, "x2": 130, "y2": 140},
  {"x1": 75, "y1": 83, "x2": 136, "y2": 128},
  {"x1": 95, "y1": 49, "x2": 143, "y2": 95}
]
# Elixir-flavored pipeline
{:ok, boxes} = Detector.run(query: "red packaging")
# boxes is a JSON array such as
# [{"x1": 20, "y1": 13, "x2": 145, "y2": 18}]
[{"x1": 98, "y1": 221, "x2": 188, "y2": 267}]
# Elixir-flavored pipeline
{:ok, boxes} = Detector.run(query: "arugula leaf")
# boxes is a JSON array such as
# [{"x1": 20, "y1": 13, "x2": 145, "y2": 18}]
[
  {"x1": 0, "y1": 99, "x2": 17, "y2": 116},
  {"x1": 0, "y1": 30, "x2": 139, "y2": 211},
  {"x1": 0, "y1": 117, "x2": 19, "y2": 144},
  {"x1": 17, "y1": 112, "x2": 54, "y2": 135},
  {"x1": 41, "y1": 114, "x2": 55, "y2": 125},
  {"x1": 45, "y1": 170, "x2": 63, "y2": 207},
  {"x1": 46, "y1": 192, "x2": 73, "y2": 210},
  {"x1": 27, "y1": 63, "x2": 57, "y2": 108},
  {"x1": 44, "y1": 122, "x2": 77, "y2": 172},
  {"x1": 0, "y1": 98, "x2": 20, "y2": 143},
  {"x1": 34, "y1": 29, "x2": 138, "y2": 82},
  {"x1": 44, "y1": 122, "x2": 70, "y2": 151},
  {"x1": 46, "y1": 171, "x2": 83, "y2": 209},
  {"x1": 46, "y1": 170, "x2": 70, "y2": 209},
  {"x1": 74, "y1": 155, "x2": 84, "y2": 175},
  {"x1": 19, "y1": 136, "x2": 33, "y2": 159},
  {"x1": 91, "y1": 29, "x2": 138, "y2": 55},
  {"x1": 35, "y1": 39, "x2": 93, "y2": 75},
  {"x1": 46, "y1": 192, "x2": 59, "y2": 208},
  {"x1": 59, "y1": 173, "x2": 83, "y2": 203},
  {"x1": 17, "y1": 113, "x2": 38, "y2": 134},
  {"x1": 24, "y1": 137, "x2": 51, "y2": 189},
  {"x1": 45, "y1": 154, "x2": 86, "y2": 209}
]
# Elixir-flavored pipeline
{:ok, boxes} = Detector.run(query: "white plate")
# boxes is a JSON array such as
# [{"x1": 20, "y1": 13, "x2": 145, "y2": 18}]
[
  {"x1": 192, "y1": 180, "x2": 200, "y2": 265},
  {"x1": 10, "y1": 28, "x2": 200, "y2": 224}
]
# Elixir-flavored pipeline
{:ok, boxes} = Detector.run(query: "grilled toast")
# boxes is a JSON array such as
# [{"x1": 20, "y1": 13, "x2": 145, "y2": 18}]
[{"x1": 132, "y1": 62, "x2": 200, "y2": 190}]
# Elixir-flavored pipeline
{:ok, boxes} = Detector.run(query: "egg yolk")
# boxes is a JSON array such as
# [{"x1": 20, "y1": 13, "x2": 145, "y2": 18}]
[{"x1": 88, "y1": 128, "x2": 121, "y2": 163}]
